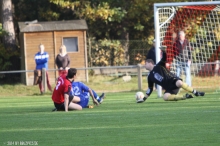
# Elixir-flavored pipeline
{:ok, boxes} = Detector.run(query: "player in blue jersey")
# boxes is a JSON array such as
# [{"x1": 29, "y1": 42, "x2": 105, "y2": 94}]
[
  {"x1": 71, "y1": 81, "x2": 105, "y2": 108},
  {"x1": 52, "y1": 68, "x2": 102, "y2": 111}
]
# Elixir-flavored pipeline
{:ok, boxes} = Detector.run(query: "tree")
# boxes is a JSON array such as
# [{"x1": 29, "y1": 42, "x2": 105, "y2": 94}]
[
  {"x1": 1, "y1": 0, "x2": 16, "y2": 50},
  {"x1": 12, "y1": 0, "x2": 62, "y2": 21},
  {"x1": 11, "y1": 0, "x2": 211, "y2": 66},
  {"x1": 48, "y1": 0, "x2": 191, "y2": 65}
]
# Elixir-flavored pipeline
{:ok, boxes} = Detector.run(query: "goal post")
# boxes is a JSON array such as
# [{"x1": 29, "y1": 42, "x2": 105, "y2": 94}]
[{"x1": 154, "y1": 1, "x2": 220, "y2": 97}]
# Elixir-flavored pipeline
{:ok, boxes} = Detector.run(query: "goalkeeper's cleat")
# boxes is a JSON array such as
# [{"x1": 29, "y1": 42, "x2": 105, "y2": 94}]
[
  {"x1": 194, "y1": 91, "x2": 205, "y2": 96},
  {"x1": 137, "y1": 97, "x2": 147, "y2": 103},
  {"x1": 99, "y1": 93, "x2": 105, "y2": 104},
  {"x1": 185, "y1": 93, "x2": 194, "y2": 99}
]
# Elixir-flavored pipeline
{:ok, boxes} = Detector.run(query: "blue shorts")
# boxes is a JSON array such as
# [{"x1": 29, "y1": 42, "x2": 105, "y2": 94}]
[{"x1": 77, "y1": 92, "x2": 90, "y2": 108}]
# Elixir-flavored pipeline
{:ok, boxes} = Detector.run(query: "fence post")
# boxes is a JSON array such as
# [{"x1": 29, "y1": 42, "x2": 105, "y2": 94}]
[
  {"x1": 42, "y1": 68, "x2": 47, "y2": 93},
  {"x1": 137, "y1": 64, "x2": 142, "y2": 91}
]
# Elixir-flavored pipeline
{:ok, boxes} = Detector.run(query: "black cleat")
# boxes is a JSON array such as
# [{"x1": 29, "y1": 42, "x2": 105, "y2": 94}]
[
  {"x1": 52, "y1": 108, "x2": 57, "y2": 112},
  {"x1": 137, "y1": 97, "x2": 147, "y2": 103},
  {"x1": 185, "y1": 93, "x2": 194, "y2": 99},
  {"x1": 99, "y1": 93, "x2": 105, "y2": 103},
  {"x1": 194, "y1": 91, "x2": 205, "y2": 96}
]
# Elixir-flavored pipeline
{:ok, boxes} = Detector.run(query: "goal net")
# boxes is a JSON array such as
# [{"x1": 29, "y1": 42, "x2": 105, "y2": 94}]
[{"x1": 154, "y1": 1, "x2": 220, "y2": 97}]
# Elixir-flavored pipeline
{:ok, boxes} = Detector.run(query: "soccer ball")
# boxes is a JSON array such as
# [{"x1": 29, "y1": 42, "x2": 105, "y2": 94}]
[{"x1": 135, "y1": 91, "x2": 144, "y2": 102}]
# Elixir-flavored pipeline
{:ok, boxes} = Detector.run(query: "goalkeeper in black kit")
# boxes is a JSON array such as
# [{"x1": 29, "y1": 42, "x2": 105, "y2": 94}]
[{"x1": 138, "y1": 48, "x2": 205, "y2": 103}]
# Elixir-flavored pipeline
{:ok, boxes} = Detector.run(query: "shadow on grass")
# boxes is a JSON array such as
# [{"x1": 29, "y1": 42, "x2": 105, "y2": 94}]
[{"x1": 30, "y1": 92, "x2": 52, "y2": 96}]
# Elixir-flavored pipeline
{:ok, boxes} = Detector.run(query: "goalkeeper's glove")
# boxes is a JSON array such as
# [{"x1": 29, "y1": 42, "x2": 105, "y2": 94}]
[{"x1": 137, "y1": 97, "x2": 147, "y2": 103}]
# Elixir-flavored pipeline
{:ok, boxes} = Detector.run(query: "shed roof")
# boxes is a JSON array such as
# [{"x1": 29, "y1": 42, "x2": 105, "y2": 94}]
[{"x1": 18, "y1": 20, "x2": 88, "y2": 32}]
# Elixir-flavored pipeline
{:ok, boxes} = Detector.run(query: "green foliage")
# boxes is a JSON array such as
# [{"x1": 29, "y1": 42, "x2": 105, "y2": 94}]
[
  {"x1": 88, "y1": 39, "x2": 151, "y2": 66},
  {"x1": 128, "y1": 40, "x2": 151, "y2": 65},
  {"x1": 0, "y1": 43, "x2": 19, "y2": 72},
  {"x1": 0, "y1": 23, "x2": 8, "y2": 36},
  {"x1": 38, "y1": 7, "x2": 60, "y2": 21},
  {"x1": 0, "y1": 23, "x2": 19, "y2": 76},
  {"x1": 12, "y1": 0, "x2": 62, "y2": 21},
  {"x1": 89, "y1": 39, "x2": 125, "y2": 66},
  {"x1": 13, "y1": 0, "x2": 211, "y2": 41},
  {"x1": 12, "y1": 0, "x2": 219, "y2": 67}
]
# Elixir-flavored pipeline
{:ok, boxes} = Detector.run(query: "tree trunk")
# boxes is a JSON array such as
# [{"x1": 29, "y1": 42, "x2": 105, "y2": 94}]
[
  {"x1": 1, "y1": 0, "x2": 16, "y2": 50},
  {"x1": 0, "y1": 1, "x2": 1, "y2": 23}
]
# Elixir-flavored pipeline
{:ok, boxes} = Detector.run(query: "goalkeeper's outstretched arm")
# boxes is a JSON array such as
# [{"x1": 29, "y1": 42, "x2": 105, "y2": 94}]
[
  {"x1": 146, "y1": 77, "x2": 154, "y2": 97},
  {"x1": 145, "y1": 87, "x2": 153, "y2": 99},
  {"x1": 137, "y1": 70, "x2": 154, "y2": 103}
]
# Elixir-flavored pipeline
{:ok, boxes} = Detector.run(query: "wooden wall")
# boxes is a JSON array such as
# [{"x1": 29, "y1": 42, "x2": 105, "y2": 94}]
[
  {"x1": 54, "y1": 31, "x2": 87, "y2": 82},
  {"x1": 22, "y1": 30, "x2": 87, "y2": 86}
]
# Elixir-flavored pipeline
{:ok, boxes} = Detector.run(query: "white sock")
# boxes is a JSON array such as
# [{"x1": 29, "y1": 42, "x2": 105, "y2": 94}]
[{"x1": 192, "y1": 90, "x2": 197, "y2": 94}]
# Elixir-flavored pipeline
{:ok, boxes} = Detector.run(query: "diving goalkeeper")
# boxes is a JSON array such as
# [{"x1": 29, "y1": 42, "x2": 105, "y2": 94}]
[{"x1": 138, "y1": 48, "x2": 205, "y2": 103}]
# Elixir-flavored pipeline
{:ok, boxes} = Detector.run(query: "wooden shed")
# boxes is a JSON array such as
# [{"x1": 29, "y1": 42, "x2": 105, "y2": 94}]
[{"x1": 18, "y1": 20, "x2": 88, "y2": 86}]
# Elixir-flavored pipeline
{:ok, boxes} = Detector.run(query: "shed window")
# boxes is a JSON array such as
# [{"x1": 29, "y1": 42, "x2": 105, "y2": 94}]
[{"x1": 63, "y1": 37, "x2": 78, "y2": 52}]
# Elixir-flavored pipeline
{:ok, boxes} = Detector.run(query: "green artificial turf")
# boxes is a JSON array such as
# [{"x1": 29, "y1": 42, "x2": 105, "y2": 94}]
[{"x1": 0, "y1": 92, "x2": 219, "y2": 146}]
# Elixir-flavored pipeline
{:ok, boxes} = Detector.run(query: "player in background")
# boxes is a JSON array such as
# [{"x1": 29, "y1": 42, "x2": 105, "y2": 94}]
[
  {"x1": 146, "y1": 39, "x2": 162, "y2": 90},
  {"x1": 71, "y1": 82, "x2": 105, "y2": 108},
  {"x1": 138, "y1": 49, "x2": 205, "y2": 103},
  {"x1": 52, "y1": 68, "x2": 98, "y2": 112}
]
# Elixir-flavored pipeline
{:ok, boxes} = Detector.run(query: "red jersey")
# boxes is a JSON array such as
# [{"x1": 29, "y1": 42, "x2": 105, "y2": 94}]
[{"x1": 52, "y1": 75, "x2": 72, "y2": 104}]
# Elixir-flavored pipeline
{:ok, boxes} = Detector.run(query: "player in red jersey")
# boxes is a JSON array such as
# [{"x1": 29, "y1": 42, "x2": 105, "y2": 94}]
[{"x1": 52, "y1": 68, "x2": 82, "y2": 112}]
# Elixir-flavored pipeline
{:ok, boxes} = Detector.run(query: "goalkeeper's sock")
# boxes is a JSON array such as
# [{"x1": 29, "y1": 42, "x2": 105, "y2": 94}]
[
  {"x1": 181, "y1": 83, "x2": 204, "y2": 97},
  {"x1": 181, "y1": 82, "x2": 193, "y2": 92},
  {"x1": 167, "y1": 95, "x2": 186, "y2": 101}
]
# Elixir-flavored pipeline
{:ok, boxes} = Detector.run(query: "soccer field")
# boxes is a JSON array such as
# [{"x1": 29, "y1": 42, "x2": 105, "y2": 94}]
[{"x1": 0, "y1": 92, "x2": 220, "y2": 146}]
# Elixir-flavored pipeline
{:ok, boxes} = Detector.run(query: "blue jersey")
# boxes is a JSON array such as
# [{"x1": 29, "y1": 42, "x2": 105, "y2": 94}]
[
  {"x1": 71, "y1": 82, "x2": 90, "y2": 96},
  {"x1": 71, "y1": 82, "x2": 90, "y2": 108}
]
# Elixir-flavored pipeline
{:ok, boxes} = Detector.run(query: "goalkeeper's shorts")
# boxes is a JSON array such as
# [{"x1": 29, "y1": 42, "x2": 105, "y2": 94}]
[
  {"x1": 164, "y1": 88, "x2": 180, "y2": 95},
  {"x1": 164, "y1": 78, "x2": 181, "y2": 95}
]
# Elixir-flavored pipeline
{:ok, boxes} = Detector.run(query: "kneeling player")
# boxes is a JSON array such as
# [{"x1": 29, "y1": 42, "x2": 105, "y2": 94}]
[
  {"x1": 71, "y1": 81, "x2": 105, "y2": 108},
  {"x1": 138, "y1": 49, "x2": 205, "y2": 103}
]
